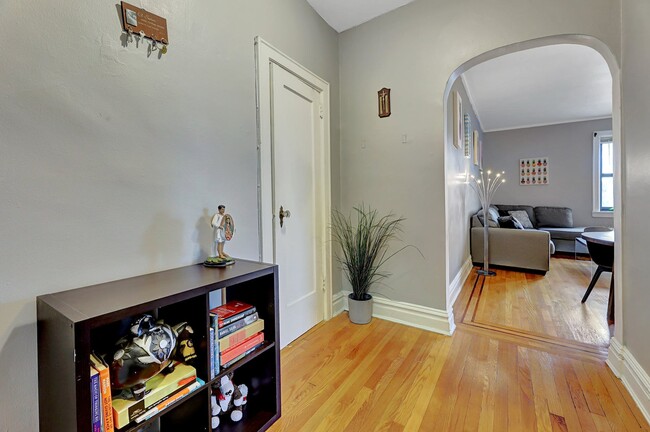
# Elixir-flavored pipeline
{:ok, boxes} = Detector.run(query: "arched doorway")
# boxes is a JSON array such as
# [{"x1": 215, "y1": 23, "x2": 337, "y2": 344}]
[{"x1": 443, "y1": 35, "x2": 622, "y2": 359}]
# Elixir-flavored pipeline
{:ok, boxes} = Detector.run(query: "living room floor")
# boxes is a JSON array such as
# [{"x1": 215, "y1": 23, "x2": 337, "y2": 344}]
[{"x1": 457, "y1": 256, "x2": 612, "y2": 357}]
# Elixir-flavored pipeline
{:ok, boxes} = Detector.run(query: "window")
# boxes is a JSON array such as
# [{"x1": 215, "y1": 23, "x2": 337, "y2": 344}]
[{"x1": 593, "y1": 130, "x2": 614, "y2": 216}]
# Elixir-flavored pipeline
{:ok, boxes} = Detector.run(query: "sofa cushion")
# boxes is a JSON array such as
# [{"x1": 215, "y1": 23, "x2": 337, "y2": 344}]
[
  {"x1": 495, "y1": 205, "x2": 537, "y2": 227},
  {"x1": 476, "y1": 206, "x2": 500, "y2": 227},
  {"x1": 488, "y1": 206, "x2": 500, "y2": 223},
  {"x1": 508, "y1": 210, "x2": 534, "y2": 229},
  {"x1": 498, "y1": 216, "x2": 524, "y2": 229},
  {"x1": 477, "y1": 214, "x2": 498, "y2": 227},
  {"x1": 535, "y1": 206, "x2": 573, "y2": 228},
  {"x1": 471, "y1": 214, "x2": 483, "y2": 228},
  {"x1": 539, "y1": 227, "x2": 585, "y2": 241}
]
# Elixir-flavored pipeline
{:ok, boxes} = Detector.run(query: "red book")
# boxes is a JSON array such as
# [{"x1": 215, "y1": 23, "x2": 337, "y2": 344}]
[
  {"x1": 210, "y1": 301, "x2": 256, "y2": 328},
  {"x1": 220, "y1": 332, "x2": 264, "y2": 364}
]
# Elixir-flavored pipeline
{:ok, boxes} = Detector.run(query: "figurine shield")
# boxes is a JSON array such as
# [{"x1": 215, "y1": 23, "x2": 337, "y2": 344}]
[{"x1": 224, "y1": 214, "x2": 235, "y2": 241}]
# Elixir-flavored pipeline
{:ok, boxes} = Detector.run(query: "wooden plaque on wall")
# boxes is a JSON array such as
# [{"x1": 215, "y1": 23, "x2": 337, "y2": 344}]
[
  {"x1": 121, "y1": 1, "x2": 169, "y2": 44},
  {"x1": 378, "y1": 88, "x2": 391, "y2": 118}
]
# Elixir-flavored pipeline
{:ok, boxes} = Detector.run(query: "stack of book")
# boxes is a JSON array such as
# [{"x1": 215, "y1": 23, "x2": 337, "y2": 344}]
[
  {"x1": 111, "y1": 362, "x2": 201, "y2": 429},
  {"x1": 90, "y1": 354, "x2": 114, "y2": 432},
  {"x1": 90, "y1": 352, "x2": 202, "y2": 431},
  {"x1": 210, "y1": 300, "x2": 265, "y2": 377}
]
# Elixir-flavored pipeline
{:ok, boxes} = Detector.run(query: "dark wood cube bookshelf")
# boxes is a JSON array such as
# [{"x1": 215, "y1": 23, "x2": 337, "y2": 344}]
[{"x1": 37, "y1": 259, "x2": 280, "y2": 432}]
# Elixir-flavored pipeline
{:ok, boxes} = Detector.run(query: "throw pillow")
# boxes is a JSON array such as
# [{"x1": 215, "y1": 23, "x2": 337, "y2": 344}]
[
  {"x1": 495, "y1": 205, "x2": 537, "y2": 226},
  {"x1": 509, "y1": 216, "x2": 526, "y2": 230},
  {"x1": 498, "y1": 216, "x2": 524, "y2": 229},
  {"x1": 488, "y1": 206, "x2": 501, "y2": 223},
  {"x1": 508, "y1": 210, "x2": 534, "y2": 229},
  {"x1": 477, "y1": 214, "x2": 499, "y2": 228}
]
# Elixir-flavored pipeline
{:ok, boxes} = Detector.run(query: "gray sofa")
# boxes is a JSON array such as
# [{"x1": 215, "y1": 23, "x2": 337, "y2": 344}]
[{"x1": 470, "y1": 205, "x2": 587, "y2": 274}]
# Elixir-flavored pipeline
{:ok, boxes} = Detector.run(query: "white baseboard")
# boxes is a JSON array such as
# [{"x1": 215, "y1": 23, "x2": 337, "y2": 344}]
[
  {"x1": 333, "y1": 290, "x2": 453, "y2": 336},
  {"x1": 445, "y1": 257, "x2": 473, "y2": 335},
  {"x1": 448, "y1": 257, "x2": 473, "y2": 309},
  {"x1": 606, "y1": 337, "x2": 625, "y2": 377},
  {"x1": 607, "y1": 337, "x2": 650, "y2": 425},
  {"x1": 332, "y1": 291, "x2": 346, "y2": 317}
]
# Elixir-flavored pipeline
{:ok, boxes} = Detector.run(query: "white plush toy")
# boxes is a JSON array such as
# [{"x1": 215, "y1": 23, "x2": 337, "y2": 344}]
[{"x1": 211, "y1": 373, "x2": 249, "y2": 429}]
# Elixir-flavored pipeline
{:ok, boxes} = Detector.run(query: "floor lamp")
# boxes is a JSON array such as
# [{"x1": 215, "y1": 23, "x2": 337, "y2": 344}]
[{"x1": 469, "y1": 170, "x2": 505, "y2": 276}]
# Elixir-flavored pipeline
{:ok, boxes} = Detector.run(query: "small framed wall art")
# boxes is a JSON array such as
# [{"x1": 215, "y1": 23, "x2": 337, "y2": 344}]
[
  {"x1": 472, "y1": 131, "x2": 479, "y2": 166},
  {"x1": 453, "y1": 91, "x2": 463, "y2": 149},
  {"x1": 378, "y1": 88, "x2": 391, "y2": 118},
  {"x1": 463, "y1": 114, "x2": 471, "y2": 158},
  {"x1": 519, "y1": 157, "x2": 549, "y2": 185}
]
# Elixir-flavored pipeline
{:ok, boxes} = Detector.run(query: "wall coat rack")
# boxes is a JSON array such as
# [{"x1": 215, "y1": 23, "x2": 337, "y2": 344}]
[{"x1": 121, "y1": 1, "x2": 169, "y2": 52}]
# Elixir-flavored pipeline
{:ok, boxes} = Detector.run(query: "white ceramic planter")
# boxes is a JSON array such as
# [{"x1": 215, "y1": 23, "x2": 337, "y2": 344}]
[{"x1": 347, "y1": 293, "x2": 373, "y2": 324}]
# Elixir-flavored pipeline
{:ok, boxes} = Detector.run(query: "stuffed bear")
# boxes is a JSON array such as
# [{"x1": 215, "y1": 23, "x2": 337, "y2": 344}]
[{"x1": 211, "y1": 373, "x2": 249, "y2": 429}]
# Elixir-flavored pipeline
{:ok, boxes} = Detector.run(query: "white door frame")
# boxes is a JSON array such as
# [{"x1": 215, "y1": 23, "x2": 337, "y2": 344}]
[
  {"x1": 254, "y1": 36, "x2": 333, "y2": 321},
  {"x1": 443, "y1": 34, "x2": 622, "y2": 350}
]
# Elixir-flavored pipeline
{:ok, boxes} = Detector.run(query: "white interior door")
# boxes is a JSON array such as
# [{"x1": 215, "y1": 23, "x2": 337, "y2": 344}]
[
  {"x1": 256, "y1": 38, "x2": 332, "y2": 350},
  {"x1": 271, "y1": 64, "x2": 324, "y2": 347}
]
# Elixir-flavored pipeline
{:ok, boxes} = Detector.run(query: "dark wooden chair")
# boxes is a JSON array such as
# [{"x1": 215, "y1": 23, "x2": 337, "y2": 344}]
[{"x1": 581, "y1": 238, "x2": 614, "y2": 303}]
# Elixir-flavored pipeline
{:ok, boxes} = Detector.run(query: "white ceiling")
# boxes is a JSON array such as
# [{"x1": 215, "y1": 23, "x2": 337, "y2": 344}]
[
  {"x1": 461, "y1": 44, "x2": 612, "y2": 132},
  {"x1": 307, "y1": 0, "x2": 417, "y2": 33}
]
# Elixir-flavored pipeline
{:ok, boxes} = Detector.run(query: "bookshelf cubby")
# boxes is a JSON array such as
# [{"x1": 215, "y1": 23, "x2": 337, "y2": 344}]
[{"x1": 37, "y1": 260, "x2": 280, "y2": 432}]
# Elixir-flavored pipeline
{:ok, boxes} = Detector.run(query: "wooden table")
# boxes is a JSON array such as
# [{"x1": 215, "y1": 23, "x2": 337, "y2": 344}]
[
  {"x1": 581, "y1": 231, "x2": 614, "y2": 246},
  {"x1": 581, "y1": 231, "x2": 615, "y2": 324}
]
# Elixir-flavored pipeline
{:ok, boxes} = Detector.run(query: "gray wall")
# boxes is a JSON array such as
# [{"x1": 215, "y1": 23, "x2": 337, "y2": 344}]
[
  {"x1": 483, "y1": 118, "x2": 614, "y2": 227},
  {"x1": 339, "y1": 0, "x2": 620, "y2": 309},
  {"x1": 0, "y1": 1, "x2": 339, "y2": 430},
  {"x1": 446, "y1": 79, "x2": 482, "y2": 285},
  {"x1": 622, "y1": 0, "x2": 650, "y2": 378}
]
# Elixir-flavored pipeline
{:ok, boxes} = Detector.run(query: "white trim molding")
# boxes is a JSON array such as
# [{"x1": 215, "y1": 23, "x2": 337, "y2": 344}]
[
  {"x1": 592, "y1": 129, "x2": 614, "y2": 216},
  {"x1": 607, "y1": 337, "x2": 625, "y2": 376},
  {"x1": 255, "y1": 37, "x2": 333, "y2": 321},
  {"x1": 607, "y1": 337, "x2": 650, "y2": 425},
  {"x1": 332, "y1": 291, "x2": 346, "y2": 317},
  {"x1": 448, "y1": 257, "x2": 473, "y2": 310},
  {"x1": 592, "y1": 211, "x2": 614, "y2": 218},
  {"x1": 445, "y1": 257, "x2": 473, "y2": 334},
  {"x1": 333, "y1": 291, "x2": 454, "y2": 336}
]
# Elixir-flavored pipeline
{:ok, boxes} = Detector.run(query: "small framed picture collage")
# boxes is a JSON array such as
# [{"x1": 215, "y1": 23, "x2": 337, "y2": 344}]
[
  {"x1": 520, "y1": 157, "x2": 549, "y2": 185},
  {"x1": 453, "y1": 91, "x2": 482, "y2": 167}
]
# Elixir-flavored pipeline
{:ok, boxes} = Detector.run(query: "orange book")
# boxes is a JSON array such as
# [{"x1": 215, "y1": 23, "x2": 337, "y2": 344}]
[
  {"x1": 219, "y1": 319, "x2": 264, "y2": 352},
  {"x1": 90, "y1": 354, "x2": 114, "y2": 432},
  {"x1": 220, "y1": 332, "x2": 264, "y2": 364}
]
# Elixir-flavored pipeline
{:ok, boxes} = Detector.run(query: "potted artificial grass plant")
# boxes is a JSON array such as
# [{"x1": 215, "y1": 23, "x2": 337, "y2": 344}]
[{"x1": 331, "y1": 205, "x2": 407, "y2": 324}]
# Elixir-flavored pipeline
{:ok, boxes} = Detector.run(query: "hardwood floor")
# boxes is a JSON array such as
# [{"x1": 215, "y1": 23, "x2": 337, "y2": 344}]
[
  {"x1": 458, "y1": 257, "x2": 612, "y2": 358},
  {"x1": 269, "y1": 261, "x2": 647, "y2": 431}
]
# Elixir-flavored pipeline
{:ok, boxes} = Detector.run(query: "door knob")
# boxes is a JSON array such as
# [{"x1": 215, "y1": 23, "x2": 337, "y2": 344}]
[{"x1": 279, "y1": 206, "x2": 291, "y2": 228}]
